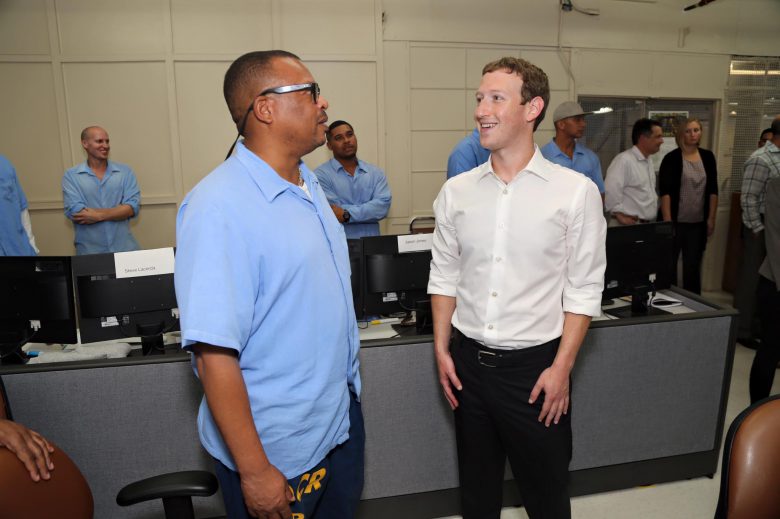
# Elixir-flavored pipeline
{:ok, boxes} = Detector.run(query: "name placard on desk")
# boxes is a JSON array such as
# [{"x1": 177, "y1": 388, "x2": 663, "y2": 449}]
[
  {"x1": 398, "y1": 233, "x2": 433, "y2": 253},
  {"x1": 114, "y1": 247, "x2": 175, "y2": 279}
]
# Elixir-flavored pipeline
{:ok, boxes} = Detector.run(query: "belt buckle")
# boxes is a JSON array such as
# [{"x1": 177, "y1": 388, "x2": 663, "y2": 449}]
[{"x1": 477, "y1": 349, "x2": 499, "y2": 368}]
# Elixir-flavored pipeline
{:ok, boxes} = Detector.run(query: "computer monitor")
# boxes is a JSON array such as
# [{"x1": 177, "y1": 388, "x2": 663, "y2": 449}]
[
  {"x1": 361, "y1": 234, "x2": 432, "y2": 318},
  {"x1": 603, "y1": 221, "x2": 675, "y2": 316},
  {"x1": 0, "y1": 256, "x2": 78, "y2": 363},
  {"x1": 347, "y1": 239, "x2": 364, "y2": 320},
  {"x1": 71, "y1": 253, "x2": 179, "y2": 355}
]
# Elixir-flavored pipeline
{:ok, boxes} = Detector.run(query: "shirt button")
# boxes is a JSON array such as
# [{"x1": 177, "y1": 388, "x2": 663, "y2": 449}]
[
  {"x1": 503, "y1": 189, "x2": 508, "y2": 195},
  {"x1": 492, "y1": 291, "x2": 498, "y2": 297},
  {"x1": 487, "y1": 324, "x2": 494, "y2": 330},
  {"x1": 496, "y1": 257, "x2": 502, "y2": 262},
  {"x1": 498, "y1": 223, "x2": 504, "y2": 229}
]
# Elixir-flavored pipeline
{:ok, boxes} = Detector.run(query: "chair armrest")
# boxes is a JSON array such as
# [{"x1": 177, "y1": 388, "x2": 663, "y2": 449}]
[{"x1": 116, "y1": 470, "x2": 218, "y2": 506}]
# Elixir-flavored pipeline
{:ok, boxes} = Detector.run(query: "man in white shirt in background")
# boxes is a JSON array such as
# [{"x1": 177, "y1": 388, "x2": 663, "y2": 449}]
[
  {"x1": 428, "y1": 57, "x2": 606, "y2": 519},
  {"x1": 604, "y1": 118, "x2": 664, "y2": 225}
]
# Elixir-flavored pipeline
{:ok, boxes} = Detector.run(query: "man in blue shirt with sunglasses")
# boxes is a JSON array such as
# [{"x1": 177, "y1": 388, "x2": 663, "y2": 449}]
[{"x1": 175, "y1": 50, "x2": 363, "y2": 519}]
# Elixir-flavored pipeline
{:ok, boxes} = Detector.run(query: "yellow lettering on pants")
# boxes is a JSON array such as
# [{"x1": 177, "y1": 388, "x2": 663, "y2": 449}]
[
  {"x1": 304, "y1": 468, "x2": 327, "y2": 494},
  {"x1": 292, "y1": 514, "x2": 304, "y2": 519},
  {"x1": 296, "y1": 474, "x2": 310, "y2": 502}
]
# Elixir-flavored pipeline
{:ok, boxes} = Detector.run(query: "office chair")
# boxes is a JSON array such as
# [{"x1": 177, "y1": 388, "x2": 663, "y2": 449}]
[
  {"x1": 0, "y1": 376, "x2": 219, "y2": 519},
  {"x1": 714, "y1": 394, "x2": 780, "y2": 519},
  {"x1": 409, "y1": 215, "x2": 435, "y2": 234}
]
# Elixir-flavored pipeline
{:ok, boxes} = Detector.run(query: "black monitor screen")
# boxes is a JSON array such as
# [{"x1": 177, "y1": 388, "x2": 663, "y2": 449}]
[
  {"x1": 72, "y1": 253, "x2": 179, "y2": 354},
  {"x1": 0, "y1": 256, "x2": 77, "y2": 358},
  {"x1": 603, "y1": 221, "x2": 675, "y2": 300},
  {"x1": 347, "y1": 239, "x2": 364, "y2": 320},
  {"x1": 362, "y1": 235, "x2": 432, "y2": 317}
]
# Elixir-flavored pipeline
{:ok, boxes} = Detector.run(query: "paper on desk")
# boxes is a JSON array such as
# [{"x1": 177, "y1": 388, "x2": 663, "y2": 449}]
[{"x1": 114, "y1": 247, "x2": 174, "y2": 279}]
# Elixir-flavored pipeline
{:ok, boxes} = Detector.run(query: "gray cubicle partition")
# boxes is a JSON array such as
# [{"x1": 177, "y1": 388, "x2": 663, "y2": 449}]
[{"x1": 0, "y1": 289, "x2": 736, "y2": 519}]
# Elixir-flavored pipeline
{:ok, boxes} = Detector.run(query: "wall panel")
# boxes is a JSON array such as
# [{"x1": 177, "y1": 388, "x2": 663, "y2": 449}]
[
  {"x1": 279, "y1": 0, "x2": 376, "y2": 57},
  {"x1": 0, "y1": 63, "x2": 63, "y2": 203},
  {"x1": 0, "y1": 0, "x2": 50, "y2": 55},
  {"x1": 62, "y1": 62, "x2": 175, "y2": 198},
  {"x1": 57, "y1": 0, "x2": 168, "y2": 56},
  {"x1": 170, "y1": 0, "x2": 273, "y2": 55}
]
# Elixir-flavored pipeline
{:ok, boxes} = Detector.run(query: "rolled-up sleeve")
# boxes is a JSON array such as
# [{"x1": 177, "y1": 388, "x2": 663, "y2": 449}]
[
  {"x1": 342, "y1": 173, "x2": 391, "y2": 223},
  {"x1": 562, "y1": 181, "x2": 606, "y2": 316},
  {"x1": 741, "y1": 156, "x2": 767, "y2": 232},
  {"x1": 428, "y1": 184, "x2": 460, "y2": 297},
  {"x1": 62, "y1": 171, "x2": 86, "y2": 218},
  {"x1": 121, "y1": 168, "x2": 141, "y2": 217}
]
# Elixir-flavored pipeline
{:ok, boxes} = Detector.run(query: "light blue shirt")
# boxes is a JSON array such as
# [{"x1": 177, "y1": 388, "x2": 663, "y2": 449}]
[
  {"x1": 175, "y1": 141, "x2": 361, "y2": 478},
  {"x1": 447, "y1": 128, "x2": 490, "y2": 179},
  {"x1": 0, "y1": 155, "x2": 36, "y2": 256},
  {"x1": 62, "y1": 160, "x2": 141, "y2": 255},
  {"x1": 314, "y1": 158, "x2": 391, "y2": 239},
  {"x1": 541, "y1": 139, "x2": 605, "y2": 194}
]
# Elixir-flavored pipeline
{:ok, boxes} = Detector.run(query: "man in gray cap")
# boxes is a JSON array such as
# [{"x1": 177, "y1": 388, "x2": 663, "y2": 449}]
[{"x1": 541, "y1": 101, "x2": 605, "y2": 201}]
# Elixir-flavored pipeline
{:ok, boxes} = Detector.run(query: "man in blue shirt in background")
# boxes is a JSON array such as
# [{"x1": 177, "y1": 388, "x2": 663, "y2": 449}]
[
  {"x1": 0, "y1": 155, "x2": 38, "y2": 256},
  {"x1": 62, "y1": 126, "x2": 141, "y2": 254},
  {"x1": 175, "y1": 50, "x2": 363, "y2": 519},
  {"x1": 314, "y1": 120, "x2": 391, "y2": 239},
  {"x1": 446, "y1": 128, "x2": 490, "y2": 179},
  {"x1": 541, "y1": 101, "x2": 605, "y2": 202}
]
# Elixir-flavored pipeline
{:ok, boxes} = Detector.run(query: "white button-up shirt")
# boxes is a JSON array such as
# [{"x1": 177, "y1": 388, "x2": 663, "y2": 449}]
[
  {"x1": 428, "y1": 147, "x2": 607, "y2": 349},
  {"x1": 604, "y1": 146, "x2": 658, "y2": 221}
]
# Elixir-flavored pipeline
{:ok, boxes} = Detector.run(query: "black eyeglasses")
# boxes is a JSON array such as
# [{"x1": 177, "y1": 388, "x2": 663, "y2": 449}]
[{"x1": 225, "y1": 83, "x2": 321, "y2": 160}]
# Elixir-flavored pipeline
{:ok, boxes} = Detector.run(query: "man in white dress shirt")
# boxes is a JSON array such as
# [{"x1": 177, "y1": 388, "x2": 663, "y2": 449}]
[
  {"x1": 604, "y1": 118, "x2": 664, "y2": 225},
  {"x1": 428, "y1": 57, "x2": 606, "y2": 519}
]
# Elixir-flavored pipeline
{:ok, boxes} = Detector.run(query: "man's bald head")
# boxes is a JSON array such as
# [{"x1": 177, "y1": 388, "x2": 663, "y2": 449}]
[
  {"x1": 80, "y1": 126, "x2": 106, "y2": 141},
  {"x1": 223, "y1": 50, "x2": 300, "y2": 127}
]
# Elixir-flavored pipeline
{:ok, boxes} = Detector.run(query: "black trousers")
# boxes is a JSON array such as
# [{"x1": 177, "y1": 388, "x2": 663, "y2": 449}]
[
  {"x1": 749, "y1": 275, "x2": 780, "y2": 403},
  {"x1": 734, "y1": 225, "x2": 766, "y2": 340},
  {"x1": 672, "y1": 222, "x2": 707, "y2": 294},
  {"x1": 451, "y1": 329, "x2": 572, "y2": 519}
]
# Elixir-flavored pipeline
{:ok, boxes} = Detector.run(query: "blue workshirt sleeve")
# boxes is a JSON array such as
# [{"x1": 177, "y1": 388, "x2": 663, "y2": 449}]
[
  {"x1": 62, "y1": 170, "x2": 86, "y2": 218},
  {"x1": 340, "y1": 171, "x2": 392, "y2": 223},
  {"x1": 447, "y1": 149, "x2": 475, "y2": 179},
  {"x1": 120, "y1": 167, "x2": 141, "y2": 217},
  {"x1": 314, "y1": 165, "x2": 342, "y2": 206},
  {"x1": 175, "y1": 196, "x2": 256, "y2": 352}
]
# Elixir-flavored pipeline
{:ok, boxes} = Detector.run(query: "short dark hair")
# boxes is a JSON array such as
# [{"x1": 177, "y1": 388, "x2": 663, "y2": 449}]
[
  {"x1": 760, "y1": 127, "x2": 773, "y2": 139},
  {"x1": 481, "y1": 57, "x2": 550, "y2": 131},
  {"x1": 771, "y1": 117, "x2": 780, "y2": 136},
  {"x1": 632, "y1": 118, "x2": 662, "y2": 146},
  {"x1": 223, "y1": 50, "x2": 300, "y2": 126},
  {"x1": 326, "y1": 120, "x2": 353, "y2": 141}
]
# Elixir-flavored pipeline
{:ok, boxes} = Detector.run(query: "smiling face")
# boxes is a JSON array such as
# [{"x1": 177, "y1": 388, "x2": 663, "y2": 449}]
[
  {"x1": 474, "y1": 69, "x2": 539, "y2": 152},
  {"x1": 81, "y1": 127, "x2": 110, "y2": 162}
]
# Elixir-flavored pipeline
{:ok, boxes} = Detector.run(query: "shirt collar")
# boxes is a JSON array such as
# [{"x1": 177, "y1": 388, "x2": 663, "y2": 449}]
[
  {"x1": 76, "y1": 160, "x2": 120, "y2": 176},
  {"x1": 630, "y1": 145, "x2": 649, "y2": 162},
  {"x1": 478, "y1": 145, "x2": 549, "y2": 183},
  {"x1": 549, "y1": 139, "x2": 584, "y2": 158},
  {"x1": 330, "y1": 157, "x2": 365, "y2": 176},
  {"x1": 234, "y1": 141, "x2": 317, "y2": 203}
]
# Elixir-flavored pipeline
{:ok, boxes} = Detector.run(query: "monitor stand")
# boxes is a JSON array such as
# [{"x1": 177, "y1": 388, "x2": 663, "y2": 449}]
[{"x1": 137, "y1": 322, "x2": 166, "y2": 355}]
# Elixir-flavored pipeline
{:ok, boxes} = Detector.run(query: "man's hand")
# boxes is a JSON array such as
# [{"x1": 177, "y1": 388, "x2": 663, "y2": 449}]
[
  {"x1": 707, "y1": 217, "x2": 716, "y2": 237},
  {"x1": 613, "y1": 212, "x2": 638, "y2": 226},
  {"x1": 0, "y1": 419, "x2": 54, "y2": 482},
  {"x1": 240, "y1": 463, "x2": 295, "y2": 518},
  {"x1": 329, "y1": 204, "x2": 346, "y2": 223},
  {"x1": 435, "y1": 347, "x2": 462, "y2": 410},
  {"x1": 71, "y1": 208, "x2": 104, "y2": 225},
  {"x1": 529, "y1": 365, "x2": 570, "y2": 427}
]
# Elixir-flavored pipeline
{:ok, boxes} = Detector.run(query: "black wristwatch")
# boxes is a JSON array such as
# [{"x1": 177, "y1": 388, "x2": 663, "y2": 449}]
[{"x1": 343, "y1": 210, "x2": 351, "y2": 223}]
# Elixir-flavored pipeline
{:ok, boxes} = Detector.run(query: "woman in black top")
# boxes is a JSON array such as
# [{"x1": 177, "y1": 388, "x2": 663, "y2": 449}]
[{"x1": 658, "y1": 118, "x2": 719, "y2": 294}]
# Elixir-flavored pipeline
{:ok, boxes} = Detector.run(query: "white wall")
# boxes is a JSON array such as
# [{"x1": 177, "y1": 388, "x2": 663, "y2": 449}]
[{"x1": 2, "y1": 0, "x2": 778, "y2": 289}]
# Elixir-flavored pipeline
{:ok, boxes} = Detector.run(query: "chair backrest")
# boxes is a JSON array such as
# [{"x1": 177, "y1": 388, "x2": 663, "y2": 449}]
[
  {"x1": 715, "y1": 395, "x2": 780, "y2": 519},
  {"x1": 409, "y1": 216, "x2": 435, "y2": 234},
  {"x1": 0, "y1": 443, "x2": 94, "y2": 519}
]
